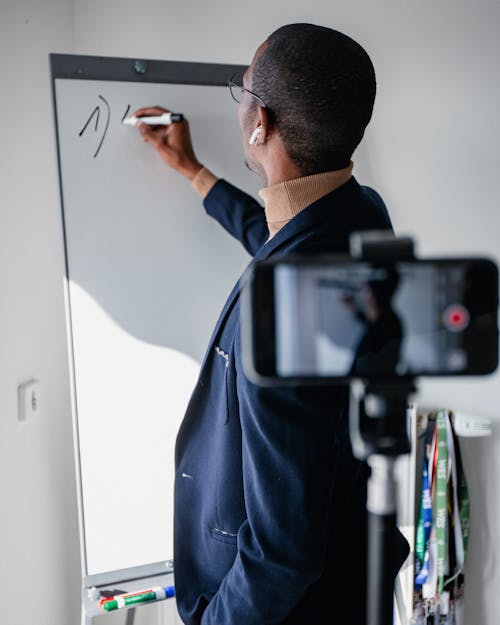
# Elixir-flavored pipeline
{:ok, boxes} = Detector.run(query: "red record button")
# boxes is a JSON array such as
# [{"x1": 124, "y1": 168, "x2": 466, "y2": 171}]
[{"x1": 443, "y1": 304, "x2": 470, "y2": 331}]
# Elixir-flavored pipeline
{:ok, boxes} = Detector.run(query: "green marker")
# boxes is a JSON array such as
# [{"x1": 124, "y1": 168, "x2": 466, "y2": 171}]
[{"x1": 103, "y1": 586, "x2": 175, "y2": 611}]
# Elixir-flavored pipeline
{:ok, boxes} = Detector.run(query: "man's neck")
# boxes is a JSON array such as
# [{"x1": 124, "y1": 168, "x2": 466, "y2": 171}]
[
  {"x1": 262, "y1": 165, "x2": 303, "y2": 188},
  {"x1": 258, "y1": 164, "x2": 354, "y2": 240},
  {"x1": 257, "y1": 138, "x2": 303, "y2": 187}
]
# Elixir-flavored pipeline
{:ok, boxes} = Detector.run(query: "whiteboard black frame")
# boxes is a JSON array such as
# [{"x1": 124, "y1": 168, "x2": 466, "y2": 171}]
[{"x1": 49, "y1": 53, "x2": 246, "y2": 595}]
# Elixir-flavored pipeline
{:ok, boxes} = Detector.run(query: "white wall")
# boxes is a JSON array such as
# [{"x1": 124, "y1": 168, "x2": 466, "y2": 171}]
[
  {"x1": 1, "y1": 0, "x2": 499, "y2": 624},
  {"x1": 0, "y1": 1, "x2": 81, "y2": 625}
]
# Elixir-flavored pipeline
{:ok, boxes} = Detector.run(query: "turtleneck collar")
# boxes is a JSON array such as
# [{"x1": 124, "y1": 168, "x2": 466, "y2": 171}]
[{"x1": 258, "y1": 163, "x2": 353, "y2": 239}]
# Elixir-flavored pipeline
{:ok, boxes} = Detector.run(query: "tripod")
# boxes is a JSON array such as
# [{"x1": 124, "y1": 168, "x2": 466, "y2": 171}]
[
  {"x1": 348, "y1": 232, "x2": 416, "y2": 625},
  {"x1": 350, "y1": 380, "x2": 414, "y2": 625}
]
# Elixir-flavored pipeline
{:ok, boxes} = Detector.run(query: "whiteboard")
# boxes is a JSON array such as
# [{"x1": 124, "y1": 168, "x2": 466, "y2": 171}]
[{"x1": 51, "y1": 55, "x2": 260, "y2": 580}]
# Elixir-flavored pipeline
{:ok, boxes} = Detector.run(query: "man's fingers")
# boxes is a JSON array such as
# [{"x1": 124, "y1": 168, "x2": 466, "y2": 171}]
[
  {"x1": 137, "y1": 121, "x2": 152, "y2": 138},
  {"x1": 131, "y1": 107, "x2": 198, "y2": 177},
  {"x1": 138, "y1": 122, "x2": 174, "y2": 155},
  {"x1": 138, "y1": 122, "x2": 162, "y2": 145}
]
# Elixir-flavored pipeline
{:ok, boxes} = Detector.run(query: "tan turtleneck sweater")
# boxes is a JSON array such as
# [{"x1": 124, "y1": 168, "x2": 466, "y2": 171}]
[{"x1": 191, "y1": 162, "x2": 353, "y2": 240}]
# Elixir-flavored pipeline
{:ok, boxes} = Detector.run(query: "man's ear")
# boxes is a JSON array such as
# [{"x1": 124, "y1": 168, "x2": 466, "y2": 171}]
[{"x1": 257, "y1": 106, "x2": 272, "y2": 143}]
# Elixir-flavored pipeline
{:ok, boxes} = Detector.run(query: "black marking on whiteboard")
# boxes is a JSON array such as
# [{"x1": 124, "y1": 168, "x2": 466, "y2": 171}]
[
  {"x1": 121, "y1": 104, "x2": 131, "y2": 123},
  {"x1": 78, "y1": 106, "x2": 100, "y2": 136},
  {"x1": 93, "y1": 95, "x2": 110, "y2": 158},
  {"x1": 78, "y1": 95, "x2": 111, "y2": 158}
]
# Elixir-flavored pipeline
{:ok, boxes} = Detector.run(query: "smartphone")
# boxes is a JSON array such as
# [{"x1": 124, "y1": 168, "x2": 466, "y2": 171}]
[{"x1": 240, "y1": 255, "x2": 499, "y2": 385}]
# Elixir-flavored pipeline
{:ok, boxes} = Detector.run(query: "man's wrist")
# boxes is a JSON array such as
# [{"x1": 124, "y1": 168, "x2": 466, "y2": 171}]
[
  {"x1": 191, "y1": 167, "x2": 219, "y2": 199},
  {"x1": 179, "y1": 161, "x2": 204, "y2": 182}
]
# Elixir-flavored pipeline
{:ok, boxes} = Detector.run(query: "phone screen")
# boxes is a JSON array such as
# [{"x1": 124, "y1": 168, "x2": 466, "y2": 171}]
[{"x1": 241, "y1": 256, "x2": 498, "y2": 384}]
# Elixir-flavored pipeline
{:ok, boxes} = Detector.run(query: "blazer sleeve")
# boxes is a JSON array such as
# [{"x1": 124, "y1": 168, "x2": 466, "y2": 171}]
[{"x1": 203, "y1": 179, "x2": 269, "y2": 257}]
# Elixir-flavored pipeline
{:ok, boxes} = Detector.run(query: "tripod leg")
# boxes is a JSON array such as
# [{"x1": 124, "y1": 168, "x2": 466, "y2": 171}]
[
  {"x1": 349, "y1": 382, "x2": 413, "y2": 624},
  {"x1": 366, "y1": 455, "x2": 397, "y2": 625},
  {"x1": 367, "y1": 510, "x2": 397, "y2": 625}
]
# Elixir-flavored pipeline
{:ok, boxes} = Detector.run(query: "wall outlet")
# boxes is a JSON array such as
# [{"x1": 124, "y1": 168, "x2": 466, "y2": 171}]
[{"x1": 17, "y1": 379, "x2": 41, "y2": 422}]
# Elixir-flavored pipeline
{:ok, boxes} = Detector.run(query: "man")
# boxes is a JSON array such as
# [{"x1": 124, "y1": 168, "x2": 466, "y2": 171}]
[{"x1": 134, "y1": 23, "x2": 407, "y2": 625}]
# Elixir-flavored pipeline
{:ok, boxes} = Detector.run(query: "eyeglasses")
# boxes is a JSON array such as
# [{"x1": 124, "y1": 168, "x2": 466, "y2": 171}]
[{"x1": 228, "y1": 72, "x2": 267, "y2": 108}]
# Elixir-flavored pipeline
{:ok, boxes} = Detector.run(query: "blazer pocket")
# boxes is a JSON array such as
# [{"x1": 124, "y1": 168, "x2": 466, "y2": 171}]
[{"x1": 210, "y1": 526, "x2": 238, "y2": 545}]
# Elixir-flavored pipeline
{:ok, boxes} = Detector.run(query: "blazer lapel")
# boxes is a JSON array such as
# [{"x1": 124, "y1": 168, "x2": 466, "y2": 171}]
[{"x1": 198, "y1": 178, "x2": 360, "y2": 371}]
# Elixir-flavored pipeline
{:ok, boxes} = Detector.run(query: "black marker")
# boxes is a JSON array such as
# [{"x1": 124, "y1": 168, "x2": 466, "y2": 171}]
[{"x1": 122, "y1": 113, "x2": 183, "y2": 126}]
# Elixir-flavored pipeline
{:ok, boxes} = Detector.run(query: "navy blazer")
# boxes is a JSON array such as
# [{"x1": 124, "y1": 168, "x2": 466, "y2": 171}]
[{"x1": 174, "y1": 176, "x2": 394, "y2": 625}]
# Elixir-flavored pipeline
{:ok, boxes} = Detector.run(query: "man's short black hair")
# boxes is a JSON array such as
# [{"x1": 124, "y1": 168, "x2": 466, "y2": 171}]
[{"x1": 252, "y1": 23, "x2": 376, "y2": 175}]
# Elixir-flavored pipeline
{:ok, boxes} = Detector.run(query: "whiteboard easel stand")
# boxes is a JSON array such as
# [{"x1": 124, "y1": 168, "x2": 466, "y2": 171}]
[
  {"x1": 82, "y1": 560, "x2": 175, "y2": 624},
  {"x1": 49, "y1": 52, "x2": 246, "y2": 625}
]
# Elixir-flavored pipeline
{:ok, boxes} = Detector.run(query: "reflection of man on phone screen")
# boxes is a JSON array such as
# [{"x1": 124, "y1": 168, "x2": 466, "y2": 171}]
[{"x1": 343, "y1": 270, "x2": 403, "y2": 376}]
